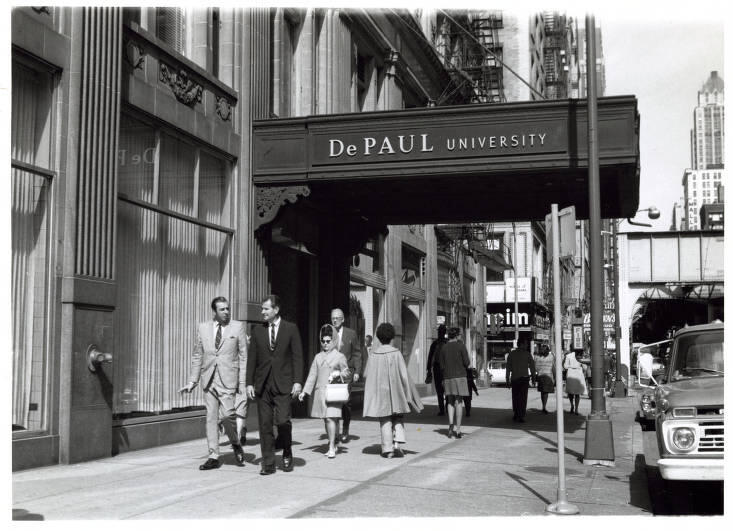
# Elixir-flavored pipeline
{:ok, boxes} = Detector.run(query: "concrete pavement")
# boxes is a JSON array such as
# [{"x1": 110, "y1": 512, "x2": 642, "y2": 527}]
[{"x1": 12, "y1": 385, "x2": 652, "y2": 519}]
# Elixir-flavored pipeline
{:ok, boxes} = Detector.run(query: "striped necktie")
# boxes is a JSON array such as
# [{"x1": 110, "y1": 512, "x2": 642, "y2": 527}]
[
  {"x1": 215, "y1": 324, "x2": 222, "y2": 350},
  {"x1": 270, "y1": 323, "x2": 276, "y2": 351}
]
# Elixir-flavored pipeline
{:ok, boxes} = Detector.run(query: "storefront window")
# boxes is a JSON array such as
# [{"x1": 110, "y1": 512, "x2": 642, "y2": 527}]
[
  {"x1": 11, "y1": 58, "x2": 54, "y2": 432},
  {"x1": 114, "y1": 113, "x2": 232, "y2": 417}
]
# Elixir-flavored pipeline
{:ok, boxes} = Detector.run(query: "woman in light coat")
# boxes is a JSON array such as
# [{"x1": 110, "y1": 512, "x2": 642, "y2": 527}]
[
  {"x1": 563, "y1": 351, "x2": 587, "y2": 415},
  {"x1": 363, "y1": 322, "x2": 423, "y2": 458},
  {"x1": 299, "y1": 324, "x2": 350, "y2": 458}
]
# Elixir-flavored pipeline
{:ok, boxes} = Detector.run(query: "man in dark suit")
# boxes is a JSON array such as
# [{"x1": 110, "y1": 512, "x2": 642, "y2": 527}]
[
  {"x1": 180, "y1": 296, "x2": 246, "y2": 470},
  {"x1": 331, "y1": 308, "x2": 362, "y2": 443},
  {"x1": 246, "y1": 295, "x2": 303, "y2": 475}
]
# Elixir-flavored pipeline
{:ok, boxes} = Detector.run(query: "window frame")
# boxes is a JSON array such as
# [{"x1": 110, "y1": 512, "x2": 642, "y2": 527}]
[{"x1": 10, "y1": 51, "x2": 59, "y2": 437}]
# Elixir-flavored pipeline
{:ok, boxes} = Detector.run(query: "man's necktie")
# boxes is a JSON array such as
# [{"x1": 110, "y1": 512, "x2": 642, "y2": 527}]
[
  {"x1": 270, "y1": 324, "x2": 276, "y2": 351},
  {"x1": 215, "y1": 324, "x2": 222, "y2": 350}
]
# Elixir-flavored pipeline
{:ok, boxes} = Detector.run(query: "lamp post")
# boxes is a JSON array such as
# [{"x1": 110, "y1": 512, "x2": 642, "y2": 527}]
[
  {"x1": 583, "y1": 14, "x2": 614, "y2": 466},
  {"x1": 612, "y1": 207, "x2": 659, "y2": 395}
]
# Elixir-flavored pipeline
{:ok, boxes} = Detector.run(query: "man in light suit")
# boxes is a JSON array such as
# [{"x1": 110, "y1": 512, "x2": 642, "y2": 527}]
[
  {"x1": 331, "y1": 308, "x2": 362, "y2": 443},
  {"x1": 180, "y1": 296, "x2": 247, "y2": 470},
  {"x1": 246, "y1": 295, "x2": 304, "y2": 475}
]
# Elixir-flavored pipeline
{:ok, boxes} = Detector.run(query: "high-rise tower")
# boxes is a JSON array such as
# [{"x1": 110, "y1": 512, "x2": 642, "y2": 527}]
[{"x1": 682, "y1": 71, "x2": 725, "y2": 230}]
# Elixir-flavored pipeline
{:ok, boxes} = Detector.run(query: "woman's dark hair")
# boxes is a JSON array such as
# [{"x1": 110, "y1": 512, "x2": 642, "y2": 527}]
[
  {"x1": 437, "y1": 324, "x2": 447, "y2": 338},
  {"x1": 375, "y1": 322, "x2": 395, "y2": 344},
  {"x1": 447, "y1": 327, "x2": 461, "y2": 340},
  {"x1": 320, "y1": 324, "x2": 335, "y2": 340}
]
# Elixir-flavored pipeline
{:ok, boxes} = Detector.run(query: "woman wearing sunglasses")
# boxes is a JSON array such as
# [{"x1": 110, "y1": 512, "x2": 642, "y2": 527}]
[{"x1": 299, "y1": 324, "x2": 351, "y2": 458}]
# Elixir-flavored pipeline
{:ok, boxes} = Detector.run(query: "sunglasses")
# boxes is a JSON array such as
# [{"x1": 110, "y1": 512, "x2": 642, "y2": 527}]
[{"x1": 321, "y1": 338, "x2": 332, "y2": 344}]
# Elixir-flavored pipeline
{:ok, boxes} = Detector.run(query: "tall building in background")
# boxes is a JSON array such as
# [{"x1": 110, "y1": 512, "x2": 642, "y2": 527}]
[{"x1": 682, "y1": 71, "x2": 725, "y2": 230}]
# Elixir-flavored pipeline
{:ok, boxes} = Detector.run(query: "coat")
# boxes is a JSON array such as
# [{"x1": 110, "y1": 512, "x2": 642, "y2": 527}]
[
  {"x1": 302, "y1": 350, "x2": 351, "y2": 418},
  {"x1": 246, "y1": 319, "x2": 304, "y2": 395},
  {"x1": 336, "y1": 326, "x2": 362, "y2": 376},
  {"x1": 363, "y1": 345, "x2": 423, "y2": 418},
  {"x1": 188, "y1": 320, "x2": 247, "y2": 391},
  {"x1": 563, "y1": 353, "x2": 587, "y2": 395}
]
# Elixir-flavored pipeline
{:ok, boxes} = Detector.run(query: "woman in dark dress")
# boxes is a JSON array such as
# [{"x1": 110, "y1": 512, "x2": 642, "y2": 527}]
[{"x1": 438, "y1": 327, "x2": 470, "y2": 438}]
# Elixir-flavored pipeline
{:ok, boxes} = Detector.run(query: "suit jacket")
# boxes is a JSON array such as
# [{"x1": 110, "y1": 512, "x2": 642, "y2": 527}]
[
  {"x1": 337, "y1": 326, "x2": 362, "y2": 375},
  {"x1": 189, "y1": 320, "x2": 247, "y2": 390},
  {"x1": 246, "y1": 319, "x2": 304, "y2": 396}
]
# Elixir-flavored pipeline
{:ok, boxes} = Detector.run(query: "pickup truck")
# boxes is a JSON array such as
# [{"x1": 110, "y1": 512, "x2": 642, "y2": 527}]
[{"x1": 653, "y1": 321, "x2": 724, "y2": 481}]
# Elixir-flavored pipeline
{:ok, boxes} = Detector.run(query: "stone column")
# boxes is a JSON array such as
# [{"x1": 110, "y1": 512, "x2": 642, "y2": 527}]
[{"x1": 59, "y1": 7, "x2": 122, "y2": 464}]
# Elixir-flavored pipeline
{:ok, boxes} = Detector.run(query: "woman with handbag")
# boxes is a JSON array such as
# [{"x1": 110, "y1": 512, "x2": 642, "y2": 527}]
[
  {"x1": 363, "y1": 322, "x2": 424, "y2": 458},
  {"x1": 299, "y1": 324, "x2": 351, "y2": 458}
]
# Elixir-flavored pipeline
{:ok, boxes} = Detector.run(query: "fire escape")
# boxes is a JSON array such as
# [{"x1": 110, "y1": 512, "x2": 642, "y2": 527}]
[
  {"x1": 543, "y1": 12, "x2": 570, "y2": 100},
  {"x1": 437, "y1": 10, "x2": 505, "y2": 104}
]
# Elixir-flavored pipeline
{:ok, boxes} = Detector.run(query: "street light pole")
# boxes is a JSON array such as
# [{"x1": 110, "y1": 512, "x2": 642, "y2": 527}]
[
  {"x1": 612, "y1": 219, "x2": 625, "y2": 397},
  {"x1": 512, "y1": 222, "x2": 520, "y2": 348},
  {"x1": 583, "y1": 14, "x2": 615, "y2": 466}
]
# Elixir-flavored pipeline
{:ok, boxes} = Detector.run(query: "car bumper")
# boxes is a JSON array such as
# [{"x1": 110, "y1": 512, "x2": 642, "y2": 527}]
[{"x1": 657, "y1": 458, "x2": 723, "y2": 481}]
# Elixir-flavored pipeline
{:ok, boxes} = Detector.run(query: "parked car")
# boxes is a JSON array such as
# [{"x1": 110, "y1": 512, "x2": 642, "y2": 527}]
[
  {"x1": 487, "y1": 359, "x2": 507, "y2": 386},
  {"x1": 636, "y1": 339, "x2": 672, "y2": 429},
  {"x1": 653, "y1": 321, "x2": 724, "y2": 481}
]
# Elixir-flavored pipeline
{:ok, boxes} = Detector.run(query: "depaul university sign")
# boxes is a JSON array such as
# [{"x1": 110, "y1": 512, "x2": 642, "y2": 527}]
[{"x1": 251, "y1": 97, "x2": 641, "y2": 221}]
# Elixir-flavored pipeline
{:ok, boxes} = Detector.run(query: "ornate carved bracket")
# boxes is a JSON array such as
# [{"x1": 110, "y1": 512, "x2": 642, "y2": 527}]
[
  {"x1": 254, "y1": 185, "x2": 311, "y2": 229},
  {"x1": 216, "y1": 96, "x2": 233, "y2": 122},
  {"x1": 123, "y1": 39, "x2": 145, "y2": 70},
  {"x1": 159, "y1": 63, "x2": 203, "y2": 106}
]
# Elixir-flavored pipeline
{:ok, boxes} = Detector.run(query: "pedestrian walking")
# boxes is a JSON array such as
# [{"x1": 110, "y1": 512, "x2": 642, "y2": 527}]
[
  {"x1": 179, "y1": 296, "x2": 247, "y2": 470},
  {"x1": 438, "y1": 327, "x2": 470, "y2": 438},
  {"x1": 563, "y1": 351, "x2": 587, "y2": 415},
  {"x1": 363, "y1": 322, "x2": 423, "y2": 458},
  {"x1": 330, "y1": 308, "x2": 362, "y2": 443},
  {"x1": 505, "y1": 338, "x2": 536, "y2": 422},
  {"x1": 425, "y1": 324, "x2": 447, "y2": 415},
  {"x1": 299, "y1": 324, "x2": 351, "y2": 458},
  {"x1": 534, "y1": 346, "x2": 555, "y2": 414},
  {"x1": 464, "y1": 367, "x2": 479, "y2": 417},
  {"x1": 246, "y1": 295, "x2": 304, "y2": 475}
]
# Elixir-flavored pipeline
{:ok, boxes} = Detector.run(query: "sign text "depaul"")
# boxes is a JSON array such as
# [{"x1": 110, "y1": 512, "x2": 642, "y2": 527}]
[{"x1": 328, "y1": 132, "x2": 548, "y2": 158}]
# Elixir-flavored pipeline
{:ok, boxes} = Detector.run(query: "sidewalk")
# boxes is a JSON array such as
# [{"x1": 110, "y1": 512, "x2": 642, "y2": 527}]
[{"x1": 12, "y1": 386, "x2": 652, "y2": 519}]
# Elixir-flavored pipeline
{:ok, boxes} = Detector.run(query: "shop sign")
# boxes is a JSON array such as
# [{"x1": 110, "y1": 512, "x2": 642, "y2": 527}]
[{"x1": 504, "y1": 277, "x2": 533, "y2": 303}]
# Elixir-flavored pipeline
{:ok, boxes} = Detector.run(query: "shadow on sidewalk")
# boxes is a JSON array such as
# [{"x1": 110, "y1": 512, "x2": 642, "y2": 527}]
[{"x1": 349, "y1": 404, "x2": 589, "y2": 434}]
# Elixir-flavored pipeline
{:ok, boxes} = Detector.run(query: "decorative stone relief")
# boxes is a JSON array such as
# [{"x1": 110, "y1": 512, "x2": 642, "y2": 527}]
[
  {"x1": 159, "y1": 63, "x2": 203, "y2": 106},
  {"x1": 255, "y1": 185, "x2": 311, "y2": 229},
  {"x1": 216, "y1": 96, "x2": 233, "y2": 122},
  {"x1": 123, "y1": 40, "x2": 145, "y2": 70}
]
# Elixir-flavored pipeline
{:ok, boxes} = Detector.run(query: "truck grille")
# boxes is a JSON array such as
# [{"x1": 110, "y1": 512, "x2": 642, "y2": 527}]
[{"x1": 697, "y1": 421, "x2": 724, "y2": 453}]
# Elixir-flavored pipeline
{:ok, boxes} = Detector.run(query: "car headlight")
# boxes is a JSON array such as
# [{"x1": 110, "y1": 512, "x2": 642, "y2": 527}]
[
  {"x1": 672, "y1": 427, "x2": 696, "y2": 451},
  {"x1": 658, "y1": 397, "x2": 669, "y2": 412}
]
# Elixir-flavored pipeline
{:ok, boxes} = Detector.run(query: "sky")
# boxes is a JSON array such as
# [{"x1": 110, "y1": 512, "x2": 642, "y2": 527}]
[{"x1": 599, "y1": 8, "x2": 726, "y2": 232}]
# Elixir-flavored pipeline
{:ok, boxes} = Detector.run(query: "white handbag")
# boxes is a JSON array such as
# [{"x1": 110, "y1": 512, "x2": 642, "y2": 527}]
[{"x1": 325, "y1": 374, "x2": 349, "y2": 403}]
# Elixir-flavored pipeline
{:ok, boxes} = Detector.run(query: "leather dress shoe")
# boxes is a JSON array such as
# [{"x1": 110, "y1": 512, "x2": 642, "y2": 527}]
[
  {"x1": 282, "y1": 454, "x2": 294, "y2": 472},
  {"x1": 259, "y1": 467, "x2": 275, "y2": 476},
  {"x1": 233, "y1": 444, "x2": 245, "y2": 466},
  {"x1": 339, "y1": 433, "x2": 349, "y2": 444},
  {"x1": 199, "y1": 458, "x2": 221, "y2": 471}
]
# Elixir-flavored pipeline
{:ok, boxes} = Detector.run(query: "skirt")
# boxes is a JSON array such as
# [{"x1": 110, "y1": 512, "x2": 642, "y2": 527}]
[
  {"x1": 537, "y1": 374, "x2": 555, "y2": 393},
  {"x1": 443, "y1": 377, "x2": 469, "y2": 397}
]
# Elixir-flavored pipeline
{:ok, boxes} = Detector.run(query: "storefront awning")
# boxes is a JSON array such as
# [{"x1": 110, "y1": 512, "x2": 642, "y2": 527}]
[{"x1": 252, "y1": 96, "x2": 640, "y2": 227}]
